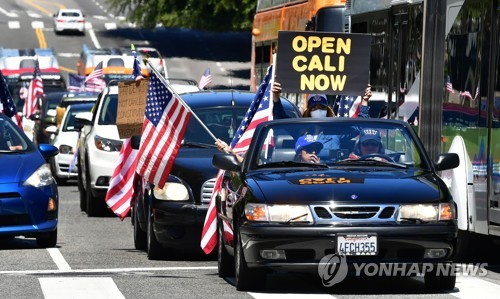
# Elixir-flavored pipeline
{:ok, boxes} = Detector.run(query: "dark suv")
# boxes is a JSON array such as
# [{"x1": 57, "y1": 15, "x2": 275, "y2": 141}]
[{"x1": 132, "y1": 90, "x2": 300, "y2": 259}]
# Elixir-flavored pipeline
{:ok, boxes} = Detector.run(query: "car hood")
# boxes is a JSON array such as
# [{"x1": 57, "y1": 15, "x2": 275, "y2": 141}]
[
  {"x1": 248, "y1": 168, "x2": 445, "y2": 204},
  {"x1": 172, "y1": 147, "x2": 220, "y2": 178},
  {"x1": 0, "y1": 152, "x2": 44, "y2": 183}
]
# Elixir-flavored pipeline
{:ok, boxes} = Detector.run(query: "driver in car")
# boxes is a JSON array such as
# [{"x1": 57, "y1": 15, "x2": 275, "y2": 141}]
[{"x1": 348, "y1": 128, "x2": 385, "y2": 160}]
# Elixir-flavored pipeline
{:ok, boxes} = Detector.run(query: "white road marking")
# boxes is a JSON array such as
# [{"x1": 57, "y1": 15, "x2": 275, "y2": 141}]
[
  {"x1": 8, "y1": 21, "x2": 20, "y2": 29},
  {"x1": 104, "y1": 23, "x2": 117, "y2": 30},
  {"x1": 46, "y1": 248, "x2": 71, "y2": 271},
  {"x1": 0, "y1": 6, "x2": 18, "y2": 17},
  {"x1": 89, "y1": 29, "x2": 102, "y2": 49},
  {"x1": 39, "y1": 277, "x2": 125, "y2": 299},
  {"x1": 31, "y1": 21, "x2": 44, "y2": 29},
  {"x1": 451, "y1": 275, "x2": 500, "y2": 299},
  {"x1": 0, "y1": 266, "x2": 217, "y2": 275},
  {"x1": 27, "y1": 11, "x2": 42, "y2": 18},
  {"x1": 58, "y1": 53, "x2": 80, "y2": 58}
]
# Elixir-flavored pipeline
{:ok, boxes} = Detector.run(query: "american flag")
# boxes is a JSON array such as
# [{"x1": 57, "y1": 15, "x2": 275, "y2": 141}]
[
  {"x1": 105, "y1": 48, "x2": 144, "y2": 219},
  {"x1": 84, "y1": 77, "x2": 106, "y2": 93},
  {"x1": 136, "y1": 71, "x2": 191, "y2": 188},
  {"x1": 132, "y1": 46, "x2": 143, "y2": 80},
  {"x1": 337, "y1": 95, "x2": 362, "y2": 118},
  {"x1": 105, "y1": 138, "x2": 140, "y2": 220},
  {"x1": 460, "y1": 90, "x2": 473, "y2": 100},
  {"x1": 0, "y1": 70, "x2": 22, "y2": 128},
  {"x1": 23, "y1": 59, "x2": 43, "y2": 118},
  {"x1": 446, "y1": 80, "x2": 454, "y2": 93},
  {"x1": 198, "y1": 68, "x2": 212, "y2": 90},
  {"x1": 474, "y1": 84, "x2": 480, "y2": 100},
  {"x1": 68, "y1": 73, "x2": 86, "y2": 92},
  {"x1": 200, "y1": 64, "x2": 275, "y2": 254},
  {"x1": 85, "y1": 61, "x2": 103, "y2": 83}
]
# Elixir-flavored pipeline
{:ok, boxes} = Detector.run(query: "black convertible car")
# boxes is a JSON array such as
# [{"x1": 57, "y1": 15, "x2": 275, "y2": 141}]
[
  {"x1": 213, "y1": 118, "x2": 459, "y2": 291},
  {"x1": 131, "y1": 90, "x2": 300, "y2": 259}
]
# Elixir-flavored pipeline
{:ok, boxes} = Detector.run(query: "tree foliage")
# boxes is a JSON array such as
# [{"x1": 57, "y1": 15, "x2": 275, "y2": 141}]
[{"x1": 105, "y1": 0, "x2": 257, "y2": 31}]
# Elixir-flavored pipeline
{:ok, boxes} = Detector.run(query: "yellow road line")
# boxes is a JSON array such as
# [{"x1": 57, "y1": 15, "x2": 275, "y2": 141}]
[
  {"x1": 22, "y1": 0, "x2": 64, "y2": 16},
  {"x1": 35, "y1": 28, "x2": 47, "y2": 48}
]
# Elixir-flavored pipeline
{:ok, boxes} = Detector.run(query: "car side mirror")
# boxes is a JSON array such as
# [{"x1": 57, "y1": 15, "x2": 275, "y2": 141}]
[
  {"x1": 435, "y1": 153, "x2": 459, "y2": 171},
  {"x1": 131, "y1": 135, "x2": 141, "y2": 150},
  {"x1": 212, "y1": 153, "x2": 241, "y2": 172},
  {"x1": 74, "y1": 112, "x2": 93, "y2": 126},
  {"x1": 38, "y1": 144, "x2": 59, "y2": 159}
]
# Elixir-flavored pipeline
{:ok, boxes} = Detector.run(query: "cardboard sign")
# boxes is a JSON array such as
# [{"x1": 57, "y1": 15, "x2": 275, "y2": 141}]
[
  {"x1": 117, "y1": 79, "x2": 149, "y2": 139},
  {"x1": 276, "y1": 31, "x2": 371, "y2": 95}
]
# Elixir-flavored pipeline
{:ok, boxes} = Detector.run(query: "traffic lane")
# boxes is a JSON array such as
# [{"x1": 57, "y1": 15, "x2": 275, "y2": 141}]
[
  {"x1": 57, "y1": 184, "x2": 217, "y2": 270},
  {"x1": 0, "y1": 276, "x2": 42, "y2": 299},
  {"x1": 0, "y1": 240, "x2": 60, "y2": 271}
]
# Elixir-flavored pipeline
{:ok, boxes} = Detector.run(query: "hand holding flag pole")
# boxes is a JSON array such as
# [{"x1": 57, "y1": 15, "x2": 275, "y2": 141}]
[{"x1": 143, "y1": 57, "x2": 218, "y2": 143}]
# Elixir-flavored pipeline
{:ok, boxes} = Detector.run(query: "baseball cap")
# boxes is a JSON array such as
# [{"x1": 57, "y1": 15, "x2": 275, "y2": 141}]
[
  {"x1": 295, "y1": 135, "x2": 324, "y2": 153},
  {"x1": 359, "y1": 129, "x2": 381, "y2": 143},
  {"x1": 307, "y1": 94, "x2": 328, "y2": 109}
]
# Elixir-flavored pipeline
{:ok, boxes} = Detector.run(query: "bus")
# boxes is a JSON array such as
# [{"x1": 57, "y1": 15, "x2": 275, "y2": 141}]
[
  {"x1": 345, "y1": 0, "x2": 499, "y2": 256},
  {"x1": 251, "y1": 0, "x2": 348, "y2": 106}
]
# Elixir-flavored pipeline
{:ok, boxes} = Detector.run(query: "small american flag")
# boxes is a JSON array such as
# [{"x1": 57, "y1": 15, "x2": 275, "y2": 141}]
[
  {"x1": 84, "y1": 77, "x2": 106, "y2": 93},
  {"x1": 198, "y1": 68, "x2": 212, "y2": 90},
  {"x1": 0, "y1": 70, "x2": 22, "y2": 128},
  {"x1": 474, "y1": 84, "x2": 480, "y2": 100},
  {"x1": 23, "y1": 59, "x2": 43, "y2": 118},
  {"x1": 136, "y1": 71, "x2": 191, "y2": 188},
  {"x1": 460, "y1": 90, "x2": 473, "y2": 100},
  {"x1": 68, "y1": 73, "x2": 86, "y2": 92},
  {"x1": 200, "y1": 64, "x2": 275, "y2": 254},
  {"x1": 446, "y1": 80, "x2": 454, "y2": 93},
  {"x1": 85, "y1": 61, "x2": 103, "y2": 83},
  {"x1": 337, "y1": 95, "x2": 362, "y2": 118},
  {"x1": 132, "y1": 46, "x2": 143, "y2": 80}
]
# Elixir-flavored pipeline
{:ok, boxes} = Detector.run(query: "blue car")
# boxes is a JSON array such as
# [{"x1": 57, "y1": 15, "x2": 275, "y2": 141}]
[{"x1": 0, "y1": 114, "x2": 59, "y2": 247}]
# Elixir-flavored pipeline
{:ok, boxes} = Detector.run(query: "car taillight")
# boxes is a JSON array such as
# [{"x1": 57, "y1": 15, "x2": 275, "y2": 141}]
[{"x1": 78, "y1": 20, "x2": 85, "y2": 23}]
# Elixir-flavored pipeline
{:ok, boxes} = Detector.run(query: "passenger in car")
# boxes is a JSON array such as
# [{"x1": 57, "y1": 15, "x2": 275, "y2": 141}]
[{"x1": 293, "y1": 134, "x2": 323, "y2": 163}]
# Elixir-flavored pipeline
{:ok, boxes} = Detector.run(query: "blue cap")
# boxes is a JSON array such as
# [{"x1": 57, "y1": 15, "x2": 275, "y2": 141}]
[
  {"x1": 307, "y1": 94, "x2": 328, "y2": 109},
  {"x1": 295, "y1": 135, "x2": 323, "y2": 153},
  {"x1": 359, "y1": 129, "x2": 381, "y2": 143}
]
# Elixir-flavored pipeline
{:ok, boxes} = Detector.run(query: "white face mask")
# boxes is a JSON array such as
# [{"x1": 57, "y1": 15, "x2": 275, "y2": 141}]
[{"x1": 310, "y1": 109, "x2": 327, "y2": 118}]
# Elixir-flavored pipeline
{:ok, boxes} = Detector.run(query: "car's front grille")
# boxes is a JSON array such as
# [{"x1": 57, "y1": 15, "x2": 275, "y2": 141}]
[
  {"x1": 201, "y1": 178, "x2": 216, "y2": 204},
  {"x1": 310, "y1": 204, "x2": 398, "y2": 223}
]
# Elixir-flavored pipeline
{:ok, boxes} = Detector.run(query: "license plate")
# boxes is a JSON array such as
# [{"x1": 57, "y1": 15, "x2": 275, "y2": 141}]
[{"x1": 337, "y1": 234, "x2": 377, "y2": 256}]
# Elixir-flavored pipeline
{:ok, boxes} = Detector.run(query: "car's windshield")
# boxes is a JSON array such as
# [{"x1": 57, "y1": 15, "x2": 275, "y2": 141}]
[
  {"x1": 253, "y1": 121, "x2": 427, "y2": 170},
  {"x1": 98, "y1": 94, "x2": 118, "y2": 125},
  {"x1": 183, "y1": 107, "x2": 250, "y2": 145},
  {"x1": 0, "y1": 117, "x2": 30, "y2": 152}
]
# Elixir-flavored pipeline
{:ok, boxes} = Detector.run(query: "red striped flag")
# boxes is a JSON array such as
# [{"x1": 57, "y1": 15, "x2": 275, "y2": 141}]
[
  {"x1": 85, "y1": 61, "x2": 103, "y2": 83},
  {"x1": 104, "y1": 138, "x2": 140, "y2": 220},
  {"x1": 200, "y1": 64, "x2": 275, "y2": 254},
  {"x1": 460, "y1": 90, "x2": 472, "y2": 100},
  {"x1": 136, "y1": 71, "x2": 191, "y2": 188},
  {"x1": 0, "y1": 70, "x2": 22, "y2": 128},
  {"x1": 23, "y1": 60, "x2": 43, "y2": 118}
]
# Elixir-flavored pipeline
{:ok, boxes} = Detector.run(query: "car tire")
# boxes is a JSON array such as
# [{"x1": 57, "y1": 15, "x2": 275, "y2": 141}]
[
  {"x1": 133, "y1": 200, "x2": 147, "y2": 251},
  {"x1": 147, "y1": 206, "x2": 165, "y2": 260},
  {"x1": 218, "y1": 219, "x2": 235, "y2": 277},
  {"x1": 36, "y1": 229, "x2": 57, "y2": 248},
  {"x1": 235, "y1": 227, "x2": 265, "y2": 291},
  {"x1": 77, "y1": 155, "x2": 87, "y2": 212},
  {"x1": 85, "y1": 163, "x2": 105, "y2": 217},
  {"x1": 424, "y1": 264, "x2": 456, "y2": 291}
]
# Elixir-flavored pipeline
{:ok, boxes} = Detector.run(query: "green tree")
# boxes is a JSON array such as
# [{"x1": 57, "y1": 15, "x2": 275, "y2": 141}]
[{"x1": 105, "y1": 0, "x2": 257, "y2": 31}]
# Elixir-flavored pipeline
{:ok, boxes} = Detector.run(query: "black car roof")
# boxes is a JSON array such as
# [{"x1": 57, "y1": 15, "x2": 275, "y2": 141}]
[{"x1": 179, "y1": 90, "x2": 299, "y2": 111}]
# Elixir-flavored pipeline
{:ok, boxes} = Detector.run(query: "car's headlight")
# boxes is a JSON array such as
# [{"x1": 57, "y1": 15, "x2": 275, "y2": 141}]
[
  {"x1": 153, "y1": 183, "x2": 189, "y2": 201},
  {"x1": 24, "y1": 164, "x2": 54, "y2": 188},
  {"x1": 59, "y1": 144, "x2": 73, "y2": 154},
  {"x1": 397, "y1": 203, "x2": 456, "y2": 223},
  {"x1": 94, "y1": 135, "x2": 122, "y2": 152},
  {"x1": 245, "y1": 203, "x2": 313, "y2": 223}
]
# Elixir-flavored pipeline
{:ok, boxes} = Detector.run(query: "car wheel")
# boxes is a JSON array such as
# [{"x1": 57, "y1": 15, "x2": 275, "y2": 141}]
[
  {"x1": 218, "y1": 219, "x2": 235, "y2": 277},
  {"x1": 36, "y1": 229, "x2": 57, "y2": 248},
  {"x1": 424, "y1": 264, "x2": 456, "y2": 291},
  {"x1": 147, "y1": 206, "x2": 164, "y2": 260},
  {"x1": 234, "y1": 227, "x2": 265, "y2": 291},
  {"x1": 77, "y1": 155, "x2": 87, "y2": 212},
  {"x1": 133, "y1": 200, "x2": 147, "y2": 251},
  {"x1": 85, "y1": 164, "x2": 104, "y2": 217}
]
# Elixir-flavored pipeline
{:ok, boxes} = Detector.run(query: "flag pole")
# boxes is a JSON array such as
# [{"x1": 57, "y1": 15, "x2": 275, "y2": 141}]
[{"x1": 144, "y1": 58, "x2": 218, "y2": 143}]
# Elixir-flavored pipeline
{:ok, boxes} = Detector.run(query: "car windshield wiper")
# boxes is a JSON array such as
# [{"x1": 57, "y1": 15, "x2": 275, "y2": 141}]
[
  {"x1": 181, "y1": 141, "x2": 217, "y2": 148},
  {"x1": 332, "y1": 159, "x2": 408, "y2": 169},
  {"x1": 259, "y1": 161, "x2": 328, "y2": 169}
]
